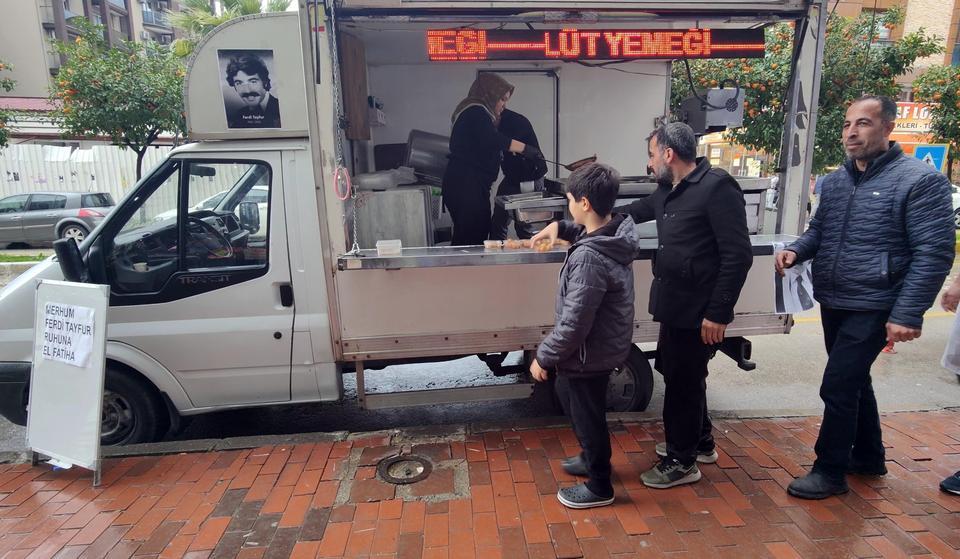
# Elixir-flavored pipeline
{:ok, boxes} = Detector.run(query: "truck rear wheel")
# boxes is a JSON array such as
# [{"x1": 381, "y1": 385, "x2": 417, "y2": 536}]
[
  {"x1": 607, "y1": 345, "x2": 654, "y2": 412},
  {"x1": 101, "y1": 367, "x2": 168, "y2": 445}
]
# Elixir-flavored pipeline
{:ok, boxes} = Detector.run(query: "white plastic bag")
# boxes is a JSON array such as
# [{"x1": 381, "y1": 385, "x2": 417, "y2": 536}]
[
  {"x1": 941, "y1": 310, "x2": 960, "y2": 375},
  {"x1": 773, "y1": 242, "x2": 815, "y2": 314}
]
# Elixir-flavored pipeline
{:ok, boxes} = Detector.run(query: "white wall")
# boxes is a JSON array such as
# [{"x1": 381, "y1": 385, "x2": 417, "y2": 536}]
[
  {"x1": 366, "y1": 61, "x2": 669, "y2": 177},
  {"x1": 0, "y1": 144, "x2": 172, "y2": 203}
]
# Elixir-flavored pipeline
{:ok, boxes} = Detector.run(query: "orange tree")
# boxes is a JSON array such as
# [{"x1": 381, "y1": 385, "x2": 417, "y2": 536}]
[
  {"x1": 671, "y1": 7, "x2": 941, "y2": 173},
  {"x1": 0, "y1": 59, "x2": 15, "y2": 148},
  {"x1": 50, "y1": 22, "x2": 185, "y2": 179},
  {"x1": 912, "y1": 65, "x2": 960, "y2": 180}
]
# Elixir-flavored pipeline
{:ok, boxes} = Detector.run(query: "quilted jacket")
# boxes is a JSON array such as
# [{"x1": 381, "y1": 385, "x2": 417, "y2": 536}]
[{"x1": 788, "y1": 143, "x2": 954, "y2": 328}]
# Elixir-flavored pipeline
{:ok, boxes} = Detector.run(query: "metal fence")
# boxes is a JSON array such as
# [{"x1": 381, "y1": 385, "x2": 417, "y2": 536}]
[{"x1": 0, "y1": 144, "x2": 172, "y2": 205}]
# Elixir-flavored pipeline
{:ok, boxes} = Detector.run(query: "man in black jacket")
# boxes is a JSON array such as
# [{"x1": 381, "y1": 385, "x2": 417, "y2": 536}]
[
  {"x1": 776, "y1": 95, "x2": 954, "y2": 500},
  {"x1": 632, "y1": 123, "x2": 752, "y2": 488},
  {"x1": 490, "y1": 109, "x2": 549, "y2": 240},
  {"x1": 533, "y1": 122, "x2": 753, "y2": 489}
]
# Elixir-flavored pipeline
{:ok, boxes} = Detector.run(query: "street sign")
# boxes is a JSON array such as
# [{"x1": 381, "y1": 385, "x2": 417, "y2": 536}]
[
  {"x1": 913, "y1": 144, "x2": 949, "y2": 173},
  {"x1": 28, "y1": 280, "x2": 109, "y2": 486}
]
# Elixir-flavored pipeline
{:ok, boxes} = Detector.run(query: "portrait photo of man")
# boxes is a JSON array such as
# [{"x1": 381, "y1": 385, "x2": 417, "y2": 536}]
[{"x1": 218, "y1": 50, "x2": 282, "y2": 129}]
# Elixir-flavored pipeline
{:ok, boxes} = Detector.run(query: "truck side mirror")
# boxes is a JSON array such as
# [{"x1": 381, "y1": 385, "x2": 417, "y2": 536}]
[
  {"x1": 238, "y1": 201, "x2": 260, "y2": 234},
  {"x1": 53, "y1": 237, "x2": 89, "y2": 283}
]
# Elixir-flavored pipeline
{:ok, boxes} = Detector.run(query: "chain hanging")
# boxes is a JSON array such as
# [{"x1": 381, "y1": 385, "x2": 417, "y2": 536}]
[{"x1": 325, "y1": 0, "x2": 361, "y2": 255}]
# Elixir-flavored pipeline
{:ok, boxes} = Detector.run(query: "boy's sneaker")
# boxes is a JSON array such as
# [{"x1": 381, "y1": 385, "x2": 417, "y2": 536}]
[
  {"x1": 941, "y1": 471, "x2": 960, "y2": 495},
  {"x1": 556, "y1": 484, "x2": 615, "y2": 509},
  {"x1": 641, "y1": 458, "x2": 701, "y2": 489},
  {"x1": 655, "y1": 442, "x2": 719, "y2": 464},
  {"x1": 561, "y1": 455, "x2": 588, "y2": 477}
]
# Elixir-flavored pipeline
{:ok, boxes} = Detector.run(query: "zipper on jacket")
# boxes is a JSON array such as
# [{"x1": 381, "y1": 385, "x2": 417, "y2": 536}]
[{"x1": 831, "y1": 176, "x2": 861, "y2": 295}]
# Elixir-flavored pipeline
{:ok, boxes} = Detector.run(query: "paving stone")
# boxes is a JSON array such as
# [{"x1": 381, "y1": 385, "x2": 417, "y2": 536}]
[
  {"x1": 349, "y1": 479, "x2": 396, "y2": 503},
  {"x1": 409, "y1": 468, "x2": 456, "y2": 498}
]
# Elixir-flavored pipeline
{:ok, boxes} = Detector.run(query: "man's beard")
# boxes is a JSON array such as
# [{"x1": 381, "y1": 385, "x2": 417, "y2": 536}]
[
  {"x1": 654, "y1": 165, "x2": 674, "y2": 188},
  {"x1": 846, "y1": 141, "x2": 887, "y2": 163}
]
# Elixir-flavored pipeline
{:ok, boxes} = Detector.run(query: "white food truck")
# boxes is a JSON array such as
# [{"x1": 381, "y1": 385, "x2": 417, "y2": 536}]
[{"x1": 0, "y1": 0, "x2": 826, "y2": 444}]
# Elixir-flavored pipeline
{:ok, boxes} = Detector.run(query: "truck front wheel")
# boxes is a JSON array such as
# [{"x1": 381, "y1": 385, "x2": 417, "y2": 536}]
[
  {"x1": 607, "y1": 345, "x2": 654, "y2": 413},
  {"x1": 101, "y1": 368, "x2": 168, "y2": 445}
]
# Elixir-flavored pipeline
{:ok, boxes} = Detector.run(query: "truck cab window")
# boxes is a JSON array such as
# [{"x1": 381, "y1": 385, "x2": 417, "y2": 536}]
[
  {"x1": 106, "y1": 160, "x2": 272, "y2": 296},
  {"x1": 108, "y1": 163, "x2": 181, "y2": 294},
  {"x1": 185, "y1": 162, "x2": 270, "y2": 269}
]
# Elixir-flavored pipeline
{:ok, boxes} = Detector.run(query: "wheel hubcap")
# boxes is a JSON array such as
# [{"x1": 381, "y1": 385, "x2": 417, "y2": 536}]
[
  {"x1": 101, "y1": 390, "x2": 136, "y2": 444},
  {"x1": 64, "y1": 227, "x2": 85, "y2": 242},
  {"x1": 607, "y1": 366, "x2": 636, "y2": 412}
]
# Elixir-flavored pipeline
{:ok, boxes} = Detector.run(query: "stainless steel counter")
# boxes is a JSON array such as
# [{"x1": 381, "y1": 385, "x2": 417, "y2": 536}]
[{"x1": 338, "y1": 234, "x2": 796, "y2": 271}]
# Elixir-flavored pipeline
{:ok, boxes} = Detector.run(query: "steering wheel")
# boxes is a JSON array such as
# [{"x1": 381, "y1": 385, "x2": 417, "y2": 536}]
[{"x1": 187, "y1": 216, "x2": 234, "y2": 259}]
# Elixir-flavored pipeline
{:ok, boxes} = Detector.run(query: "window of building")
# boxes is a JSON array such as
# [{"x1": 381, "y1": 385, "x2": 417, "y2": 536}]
[{"x1": 864, "y1": 10, "x2": 892, "y2": 44}]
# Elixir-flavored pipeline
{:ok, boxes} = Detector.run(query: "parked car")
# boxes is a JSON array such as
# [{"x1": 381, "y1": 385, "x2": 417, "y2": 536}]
[{"x1": 0, "y1": 192, "x2": 115, "y2": 247}]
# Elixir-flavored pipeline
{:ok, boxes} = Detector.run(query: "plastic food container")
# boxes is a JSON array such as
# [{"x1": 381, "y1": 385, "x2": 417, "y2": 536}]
[
  {"x1": 483, "y1": 240, "x2": 503, "y2": 250},
  {"x1": 376, "y1": 239, "x2": 403, "y2": 256}
]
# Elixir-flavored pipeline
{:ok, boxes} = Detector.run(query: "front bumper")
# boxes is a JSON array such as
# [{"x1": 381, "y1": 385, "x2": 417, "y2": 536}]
[{"x1": 0, "y1": 362, "x2": 29, "y2": 426}]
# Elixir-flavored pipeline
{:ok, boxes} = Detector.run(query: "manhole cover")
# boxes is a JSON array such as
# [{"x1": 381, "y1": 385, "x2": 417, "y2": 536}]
[{"x1": 377, "y1": 455, "x2": 432, "y2": 485}]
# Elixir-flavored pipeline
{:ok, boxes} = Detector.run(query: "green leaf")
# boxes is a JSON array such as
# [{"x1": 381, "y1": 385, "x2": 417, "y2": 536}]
[{"x1": 267, "y1": 0, "x2": 292, "y2": 12}]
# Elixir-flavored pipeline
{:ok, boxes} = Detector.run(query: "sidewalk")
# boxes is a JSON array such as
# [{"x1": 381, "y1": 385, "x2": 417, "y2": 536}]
[{"x1": 1, "y1": 410, "x2": 958, "y2": 559}]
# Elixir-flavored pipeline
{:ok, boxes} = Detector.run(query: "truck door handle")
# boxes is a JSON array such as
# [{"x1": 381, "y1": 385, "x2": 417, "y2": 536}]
[{"x1": 279, "y1": 284, "x2": 294, "y2": 307}]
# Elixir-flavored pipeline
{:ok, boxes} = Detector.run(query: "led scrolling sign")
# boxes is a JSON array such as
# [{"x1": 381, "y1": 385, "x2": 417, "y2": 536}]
[{"x1": 427, "y1": 28, "x2": 766, "y2": 62}]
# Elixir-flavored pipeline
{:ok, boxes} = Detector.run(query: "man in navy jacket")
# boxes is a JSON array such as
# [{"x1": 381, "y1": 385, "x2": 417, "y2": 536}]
[{"x1": 776, "y1": 95, "x2": 954, "y2": 499}]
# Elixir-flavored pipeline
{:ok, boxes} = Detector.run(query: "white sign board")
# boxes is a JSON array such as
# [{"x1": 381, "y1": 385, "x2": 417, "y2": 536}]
[{"x1": 28, "y1": 280, "x2": 109, "y2": 476}]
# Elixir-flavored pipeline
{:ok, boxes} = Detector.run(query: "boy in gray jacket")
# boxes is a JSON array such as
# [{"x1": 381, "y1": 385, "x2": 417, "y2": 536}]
[{"x1": 530, "y1": 163, "x2": 639, "y2": 509}]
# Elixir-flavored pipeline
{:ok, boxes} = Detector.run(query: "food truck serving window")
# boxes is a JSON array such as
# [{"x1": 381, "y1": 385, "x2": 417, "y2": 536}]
[{"x1": 427, "y1": 28, "x2": 765, "y2": 62}]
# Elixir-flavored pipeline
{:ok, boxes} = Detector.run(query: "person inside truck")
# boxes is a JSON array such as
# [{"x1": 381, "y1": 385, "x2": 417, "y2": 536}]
[
  {"x1": 225, "y1": 53, "x2": 282, "y2": 129},
  {"x1": 441, "y1": 73, "x2": 544, "y2": 245},
  {"x1": 489, "y1": 108, "x2": 549, "y2": 240}
]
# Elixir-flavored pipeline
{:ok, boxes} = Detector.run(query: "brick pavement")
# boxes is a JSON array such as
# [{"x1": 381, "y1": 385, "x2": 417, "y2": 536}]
[{"x1": 0, "y1": 410, "x2": 959, "y2": 558}]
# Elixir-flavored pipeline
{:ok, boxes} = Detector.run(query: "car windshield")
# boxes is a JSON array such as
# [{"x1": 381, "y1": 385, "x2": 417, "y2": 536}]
[{"x1": 197, "y1": 192, "x2": 228, "y2": 210}]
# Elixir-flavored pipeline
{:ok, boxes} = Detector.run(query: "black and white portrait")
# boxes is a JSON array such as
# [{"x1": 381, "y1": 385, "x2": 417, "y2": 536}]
[{"x1": 218, "y1": 49, "x2": 282, "y2": 129}]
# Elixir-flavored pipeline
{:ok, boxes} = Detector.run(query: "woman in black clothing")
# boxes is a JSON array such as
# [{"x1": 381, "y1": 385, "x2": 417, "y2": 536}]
[{"x1": 442, "y1": 73, "x2": 542, "y2": 245}]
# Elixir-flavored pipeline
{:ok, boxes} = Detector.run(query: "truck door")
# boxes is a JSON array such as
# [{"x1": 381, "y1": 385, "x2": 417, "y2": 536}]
[{"x1": 96, "y1": 151, "x2": 295, "y2": 407}]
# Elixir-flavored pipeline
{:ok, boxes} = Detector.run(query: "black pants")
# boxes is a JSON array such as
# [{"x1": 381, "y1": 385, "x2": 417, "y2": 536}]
[
  {"x1": 555, "y1": 373, "x2": 613, "y2": 497},
  {"x1": 659, "y1": 325, "x2": 715, "y2": 467},
  {"x1": 489, "y1": 178, "x2": 534, "y2": 240},
  {"x1": 442, "y1": 167, "x2": 493, "y2": 246},
  {"x1": 813, "y1": 307, "x2": 889, "y2": 481}
]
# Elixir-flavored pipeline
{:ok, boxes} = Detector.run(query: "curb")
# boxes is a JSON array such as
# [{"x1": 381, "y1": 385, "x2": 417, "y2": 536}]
[{"x1": 13, "y1": 406, "x2": 959, "y2": 464}]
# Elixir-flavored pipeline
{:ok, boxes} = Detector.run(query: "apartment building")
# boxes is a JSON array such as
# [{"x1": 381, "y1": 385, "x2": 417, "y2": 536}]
[{"x1": 0, "y1": 0, "x2": 178, "y2": 99}]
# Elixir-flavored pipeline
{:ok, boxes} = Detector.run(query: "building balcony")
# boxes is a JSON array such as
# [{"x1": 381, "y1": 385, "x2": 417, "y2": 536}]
[
  {"x1": 141, "y1": 9, "x2": 170, "y2": 28},
  {"x1": 91, "y1": 0, "x2": 128, "y2": 13}
]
